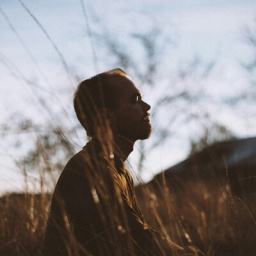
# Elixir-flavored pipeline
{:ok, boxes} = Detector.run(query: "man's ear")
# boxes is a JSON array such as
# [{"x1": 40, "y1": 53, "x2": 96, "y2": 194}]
[{"x1": 98, "y1": 108, "x2": 115, "y2": 124}]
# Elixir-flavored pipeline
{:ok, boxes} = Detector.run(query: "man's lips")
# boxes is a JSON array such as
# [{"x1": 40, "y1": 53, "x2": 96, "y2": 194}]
[{"x1": 143, "y1": 114, "x2": 150, "y2": 121}]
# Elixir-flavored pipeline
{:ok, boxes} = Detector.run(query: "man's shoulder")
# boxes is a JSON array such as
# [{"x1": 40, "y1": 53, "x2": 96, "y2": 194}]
[
  {"x1": 56, "y1": 139, "x2": 109, "y2": 186},
  {"x1": 64, "y1": 147, "x2": 92, "y2": 173},
  {"x1": 61, "y1": 139, "x2": 103, "y2": 175},
  {"x1": 54, "y1": 147, "x2": 93, "y2": 189}
]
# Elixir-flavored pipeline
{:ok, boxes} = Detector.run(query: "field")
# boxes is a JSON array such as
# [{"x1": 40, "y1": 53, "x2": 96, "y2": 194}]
[
  {"x1": 0, "y1": 170, "x2": 255, "y2": 256},
  {"x1": 137, "y1": 174, "x2": 256, "y2": 256}
]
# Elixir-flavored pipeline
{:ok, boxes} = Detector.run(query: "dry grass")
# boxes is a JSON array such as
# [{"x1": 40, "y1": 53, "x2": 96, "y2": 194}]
[
  {"x1": 0, "y1": 170, "x2": 255, "y2": 256},
  {"x1": 136, "y1": 175, "x2": 256, "y2": 256},
  {"x1": 0, "y1": 193, "x2": 50, "y2": 255}
]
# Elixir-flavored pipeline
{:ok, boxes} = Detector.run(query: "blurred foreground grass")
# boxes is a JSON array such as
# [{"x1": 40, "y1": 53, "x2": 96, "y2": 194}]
[{"x1": 0, "y1": 172, "x2": 255, "y2": 256}]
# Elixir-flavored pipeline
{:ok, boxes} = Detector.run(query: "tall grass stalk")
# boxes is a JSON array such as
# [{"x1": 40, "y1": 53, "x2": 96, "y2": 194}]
[{"x1": 1, "y1": 156, "x2": 256, "y2": 255}]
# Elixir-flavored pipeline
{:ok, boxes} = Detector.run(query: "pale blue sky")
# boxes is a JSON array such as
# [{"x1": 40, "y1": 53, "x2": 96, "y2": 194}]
[
  {"x1": 1, "y1": 0, "x2": 256, "y2": 193},
  {"x1": 1, "y1": 0, "x2": 255, "y2": 119}
]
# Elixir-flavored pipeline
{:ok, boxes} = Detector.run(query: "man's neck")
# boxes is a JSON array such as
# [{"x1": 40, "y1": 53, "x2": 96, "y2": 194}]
[{"x1": 114, "y1": 135, "x2": 135, "y2": 161}]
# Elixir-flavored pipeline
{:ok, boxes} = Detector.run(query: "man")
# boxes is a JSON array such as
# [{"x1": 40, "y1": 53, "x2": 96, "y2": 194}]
[{"x1": 42, "y1": 69, "x2": 189, "y2": 255}]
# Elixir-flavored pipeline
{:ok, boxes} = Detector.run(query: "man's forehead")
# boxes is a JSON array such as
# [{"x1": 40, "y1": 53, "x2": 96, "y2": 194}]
[{"x1": 110, "y1": 75, "x2": 140, "y2": 96}]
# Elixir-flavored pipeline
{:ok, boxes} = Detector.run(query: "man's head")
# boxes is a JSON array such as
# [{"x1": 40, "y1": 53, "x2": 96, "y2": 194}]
[{"x1": 74, "y1": 68, "x2": 151, "y2": 142}]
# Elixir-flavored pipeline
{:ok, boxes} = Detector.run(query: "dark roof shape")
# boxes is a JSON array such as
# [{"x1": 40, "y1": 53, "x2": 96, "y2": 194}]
[{"x1": 160, "y1": 137, "x2": 256, "y2": 176}]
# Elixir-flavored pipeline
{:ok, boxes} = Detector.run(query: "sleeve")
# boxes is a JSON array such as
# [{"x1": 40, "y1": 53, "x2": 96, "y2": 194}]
[
  {"x1": 59, "y1": 163, "x2": 120, "y2": 252},
  {"x1": 43, "y1": 155, "x2": 106, "y2": 255}
]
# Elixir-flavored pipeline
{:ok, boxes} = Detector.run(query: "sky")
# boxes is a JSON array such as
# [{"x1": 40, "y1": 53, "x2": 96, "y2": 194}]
[{"x1": 1, "y1": 0, "x2": 256, "y2": 194}]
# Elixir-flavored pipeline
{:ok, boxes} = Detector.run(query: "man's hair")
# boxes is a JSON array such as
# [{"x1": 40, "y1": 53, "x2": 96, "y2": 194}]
[{"x1": 74, "y1": 68, "x2": 127, "y2": 137}]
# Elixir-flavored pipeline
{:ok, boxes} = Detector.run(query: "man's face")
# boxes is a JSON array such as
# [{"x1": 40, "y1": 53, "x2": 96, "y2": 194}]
[{"x1": 110, "y1": 75, "x2": 152, "y2": 142}]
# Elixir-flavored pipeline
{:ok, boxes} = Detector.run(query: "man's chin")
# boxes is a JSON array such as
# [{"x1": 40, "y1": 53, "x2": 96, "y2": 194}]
[
  {"x1": 121, "y1": 123, "x2": 152, "y2": 141},
  {"x1": 139, "y1": 127, "x2": 152, "y2": 140}
]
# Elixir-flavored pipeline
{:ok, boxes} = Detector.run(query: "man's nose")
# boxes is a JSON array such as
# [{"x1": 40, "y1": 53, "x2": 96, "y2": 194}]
[{"x1": 142, "y1": 101, "x2": 151, "y2": 111}]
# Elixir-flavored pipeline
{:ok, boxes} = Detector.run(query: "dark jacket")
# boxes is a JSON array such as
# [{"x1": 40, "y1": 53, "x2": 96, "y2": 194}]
[{"x1": 42, "y1": 139, "x2": 165, "y2": 256}]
